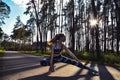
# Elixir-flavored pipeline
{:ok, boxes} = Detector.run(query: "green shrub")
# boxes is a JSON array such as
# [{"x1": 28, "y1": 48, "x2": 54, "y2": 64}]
[
  {"x1": 0, "y1": 47, "x2": 4, "y2": 50},
  {"x1": 103, "y1": 54, "x2": 120, "y2": 64}
]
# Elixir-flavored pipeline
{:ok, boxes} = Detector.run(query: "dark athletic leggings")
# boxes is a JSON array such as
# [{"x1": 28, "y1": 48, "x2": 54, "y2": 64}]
[{"x1": 43, "y1": 55, "x2": 90, "y2": 70}]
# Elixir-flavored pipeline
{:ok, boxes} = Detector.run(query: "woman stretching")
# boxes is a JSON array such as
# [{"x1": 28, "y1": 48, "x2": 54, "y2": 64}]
[{"x1": 40, "y1": 34, "x2": 99, "y2": 75}]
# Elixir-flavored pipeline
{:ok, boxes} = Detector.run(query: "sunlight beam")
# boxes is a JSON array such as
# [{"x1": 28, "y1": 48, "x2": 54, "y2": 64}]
[{"x1": 89, "y1": 19, "x2": 98, "y2": 27}]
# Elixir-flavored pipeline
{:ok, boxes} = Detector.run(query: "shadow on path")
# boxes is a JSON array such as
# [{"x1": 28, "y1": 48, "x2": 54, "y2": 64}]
[
  {"x1": 0, "y1": 64, "x2": 41, "y2": 77},
  {"x1": 0, "y1": 51, "x2": 43, "y2": 77},
  {"x1": 98, "y1": 64, "x2": 115, "y2": 80}
]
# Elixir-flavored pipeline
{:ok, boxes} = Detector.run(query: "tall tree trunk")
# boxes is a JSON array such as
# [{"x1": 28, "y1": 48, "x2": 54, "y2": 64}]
[
  {"x1": 111, "y1": 9, "x2": 114, "y2": 53},
  {"x1": 71, "y1": 0, "x2": 75, "y2": 52},
  {"x1": 91, "y1": 0, "x2": 101, "y2": 58},
  {"x1": 104, "y1": 17, "x2": 107, "y2": 53},
  {"x1": 32, "y1": 0, "x2": 43, "y2": 53},
  {"x1": 114, "y1": 0, "x2": 120, "y2": 55}
]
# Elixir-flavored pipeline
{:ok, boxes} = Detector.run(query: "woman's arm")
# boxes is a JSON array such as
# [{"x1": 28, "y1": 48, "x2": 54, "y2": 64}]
[
  {"x1": 50, "y1": 47, "x2": 54, "y2": 67},
  {"x1": 63, "y1": 44, "x2": 80, "y2": 61},
  {"x1": 48, "y1": 44, "x2": 54, "y2": 73}
]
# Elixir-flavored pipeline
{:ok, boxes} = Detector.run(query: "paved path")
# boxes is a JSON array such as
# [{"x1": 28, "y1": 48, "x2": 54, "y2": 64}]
[{"x1": 0, "y1": 51, "x2": 120, "y2": 80}]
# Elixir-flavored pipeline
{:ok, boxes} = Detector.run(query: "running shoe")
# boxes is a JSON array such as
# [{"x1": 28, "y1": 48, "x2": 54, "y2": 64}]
[{"x1": 90, "y1": 67, "x2": 99, "y2": 75}]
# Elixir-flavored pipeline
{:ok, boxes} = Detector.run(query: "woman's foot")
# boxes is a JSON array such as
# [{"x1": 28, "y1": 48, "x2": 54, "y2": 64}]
[{"x1": 89, "y1": 67, "x2": 99, "y2": 75}]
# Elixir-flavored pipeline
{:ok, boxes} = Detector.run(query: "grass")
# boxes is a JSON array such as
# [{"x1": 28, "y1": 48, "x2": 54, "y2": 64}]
[
  {"x1": 0, "y1": 50, "x2": 5, "y2": 53},
  {"x1": 102, "y1": 54, "x2": 120, "y2": 67},
  {"x1": 20, "y1": 50, "x2": 50, "y2": 56},
  {"x1": 77, "y1": 51, "x2": 120, "y2": 67},
  {"x1": 0, "y1": 49, "x2": 5, "y2": 60}
]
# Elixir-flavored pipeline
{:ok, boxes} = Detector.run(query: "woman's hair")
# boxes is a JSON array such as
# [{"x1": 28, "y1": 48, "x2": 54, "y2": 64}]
[{"x1": 48, "y1": 34, "x2": 65, "y2": 45}]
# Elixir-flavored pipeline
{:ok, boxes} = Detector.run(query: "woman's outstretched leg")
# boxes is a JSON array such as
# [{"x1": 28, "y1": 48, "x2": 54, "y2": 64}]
[
  {"x1": 40, "y1": 57, "x2": 50, "y2": 66},
  {"x1": 54, "y1": 55, "x2": 99, "y2": 75},
  {"x1": 55, "y1": 56, "x2": 90, "y2": 69}
]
